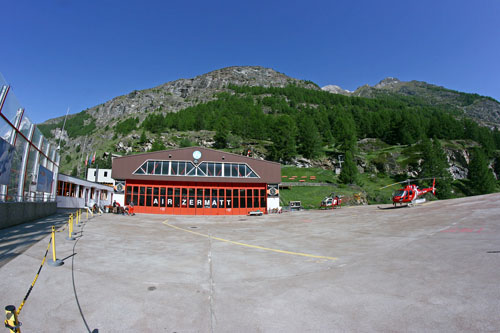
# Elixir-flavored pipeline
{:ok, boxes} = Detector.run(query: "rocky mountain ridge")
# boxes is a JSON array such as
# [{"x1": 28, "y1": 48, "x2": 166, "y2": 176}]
[
  {"x1": 44, "y1": 66, "x2": 318, "y2": 127},
  {"x1": 322, "y1": 77, "x2": 500, "y2": 127}
]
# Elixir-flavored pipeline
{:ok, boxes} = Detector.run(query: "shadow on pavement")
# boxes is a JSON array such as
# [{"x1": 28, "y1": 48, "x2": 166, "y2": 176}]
[{"x1": 0, "y1": 213, "x2": 72, "y2": 268}]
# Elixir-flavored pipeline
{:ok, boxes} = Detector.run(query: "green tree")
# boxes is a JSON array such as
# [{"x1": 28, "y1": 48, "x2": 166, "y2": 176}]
[
  {"x1": 297, "y1": 116, "x2": 322, "y2": 159},
  {"x1": 115, "y1": 117, "x2": 139, "y2": 135},
  {"x1": 65, "y1": 155, "x2": 72, "y2": 163},
  {"x1": 494, "y1": 156, "x2": 500, "y2": 179},
  {"x1": 468, "y1": 149, "x2": 496, "y2": 195},
  {"x1": 139, "y1": 130, "x2": 147, "y2": 144},
  {"x1": 334, "y1": 114, "x2": 357, "y2": 153},
  {"x1": 213, "y1": 118, "x2": 230, "y2": 149},
  {"x1": 94, "y1": 154, "x2": 112, "y2": 169},
  {"x1": 419, "y1": 138, "x2": 453, "y2": 199},
  {"x1": 71, "y1": 166, "x2": 78, "y2": 177},
  {"x1": 268, "y1": 115, "x2": 297, "y2": 163},
  {"x1": 339, "y1": 151, "x2": 358, "y2": 184},
  {"x1": 179, "y1": 138, "x2": 192, "y2": 148},
  {"x1": 150, "y1": 138, "x2": 166, "y2": 152}
]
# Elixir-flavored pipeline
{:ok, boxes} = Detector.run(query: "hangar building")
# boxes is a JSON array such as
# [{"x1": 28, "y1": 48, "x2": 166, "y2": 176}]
[{"x1": 112, "y1": 147, "x2": 281, "y2": 215}]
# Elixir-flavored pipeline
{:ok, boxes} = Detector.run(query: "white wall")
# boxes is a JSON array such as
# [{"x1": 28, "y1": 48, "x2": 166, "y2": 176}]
[
  {"x1": 57, "y1": 174, "x2": 113, "y2": 209},
  {"x1": 267, "y1": 197, "x2": 280, "y2": 212},
  {"x1": 87, "y1": 168, "x2": 114, "y2": 184}
]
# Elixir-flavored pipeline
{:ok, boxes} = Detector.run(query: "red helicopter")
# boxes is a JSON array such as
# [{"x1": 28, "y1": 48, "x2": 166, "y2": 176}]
[{"x1": 380, "y1": 178, "x2": 436, "y2": 207}]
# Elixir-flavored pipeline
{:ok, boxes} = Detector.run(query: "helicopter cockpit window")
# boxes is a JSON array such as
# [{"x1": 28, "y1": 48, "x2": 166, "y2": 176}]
[{"x1": 394, "y1": 190, "x2": 405, "y2": 197}]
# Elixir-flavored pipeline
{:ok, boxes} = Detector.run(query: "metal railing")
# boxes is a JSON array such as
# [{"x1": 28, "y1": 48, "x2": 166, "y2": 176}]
[{"x1": 0, "y1": 194, "x2": 56, "y2": 203}]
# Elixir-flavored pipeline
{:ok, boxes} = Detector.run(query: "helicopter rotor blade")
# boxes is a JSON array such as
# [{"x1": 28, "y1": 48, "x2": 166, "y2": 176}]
[
  {"x1": 379, "y1": 182, "x2": 404, "y2": 190},
  {"x1": 378, "y1": 177, "x2": 441, "y2": 190}
]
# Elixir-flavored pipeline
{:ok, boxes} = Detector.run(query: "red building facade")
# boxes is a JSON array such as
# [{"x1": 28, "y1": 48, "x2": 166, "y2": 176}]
[{"x1": 112, "y1": 147, "x2": 281, "y2": 215}]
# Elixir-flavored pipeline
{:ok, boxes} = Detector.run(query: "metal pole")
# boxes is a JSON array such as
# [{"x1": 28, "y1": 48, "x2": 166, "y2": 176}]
[{"x1": 57, "y1": 107, "x2": 70, "y2": 151}]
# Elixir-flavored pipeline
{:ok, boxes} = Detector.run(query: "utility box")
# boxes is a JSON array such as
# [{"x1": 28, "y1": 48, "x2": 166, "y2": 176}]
[{"x1": 289, "y1": 201, "x2": 303, "y2": 211}]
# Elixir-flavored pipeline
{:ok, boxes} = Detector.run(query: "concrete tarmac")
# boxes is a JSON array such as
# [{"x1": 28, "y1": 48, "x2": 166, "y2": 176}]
[
  {"x1": 1, "y1": 194, "x2": 499, "y2": 332},
  {"x1": 0, "y1": 212, "x2": 71, "y2": 268}
]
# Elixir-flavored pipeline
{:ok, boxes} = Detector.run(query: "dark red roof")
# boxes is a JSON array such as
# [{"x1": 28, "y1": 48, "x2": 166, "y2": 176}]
[{"x1": 112, "y1": 147, "x2": 281, "y2": 184}]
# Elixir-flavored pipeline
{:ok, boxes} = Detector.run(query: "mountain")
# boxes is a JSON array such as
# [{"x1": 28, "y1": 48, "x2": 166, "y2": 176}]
[
  {"x1": 37, "y1": 66, "x2": 500, "y2": 184},
  {"x1": 321, "y1": 85, "x2": 351, "y2": 95},
  {"x1": 322, "y1": 77, "x2": 500, "y2": 127},
  {"x1": 43, "y1": 66, "x2": 319, "y2": 128}
]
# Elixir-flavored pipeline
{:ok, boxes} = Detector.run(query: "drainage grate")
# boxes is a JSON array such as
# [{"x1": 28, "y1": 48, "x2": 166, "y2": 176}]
[
  {"x1": 487, "y1": 251, "x2": 500, "y2": 253},
  {"x1": 189, "y1": 226, "x2": 198, "y2": 229},
  {"x1": 148, "y1": 286, "x2": 157, "y2": 291}
]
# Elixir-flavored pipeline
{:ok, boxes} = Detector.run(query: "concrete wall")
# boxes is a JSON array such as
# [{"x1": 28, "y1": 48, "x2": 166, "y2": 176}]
[{"x1": 0, "y1": 202, "x2": 57, "y2": 229}]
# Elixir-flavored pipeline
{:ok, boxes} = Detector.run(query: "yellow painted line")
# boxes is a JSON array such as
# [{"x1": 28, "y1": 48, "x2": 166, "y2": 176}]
[{"x1": 162, "y1": 220, "x2": 337, "y2": 261}]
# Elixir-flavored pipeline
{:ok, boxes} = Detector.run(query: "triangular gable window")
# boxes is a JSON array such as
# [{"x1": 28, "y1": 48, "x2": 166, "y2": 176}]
[
  {"x1": 134, "y1": 161, "x2": 148, "y2": 175},
  {"x1": 132, "y1": 160, "x2": 260, "y2": 178}
]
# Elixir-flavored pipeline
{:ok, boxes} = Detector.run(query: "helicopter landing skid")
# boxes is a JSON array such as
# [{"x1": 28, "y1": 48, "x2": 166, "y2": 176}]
[{"x1": 377, "y1": 205, "x2": 410, "y2": 210}]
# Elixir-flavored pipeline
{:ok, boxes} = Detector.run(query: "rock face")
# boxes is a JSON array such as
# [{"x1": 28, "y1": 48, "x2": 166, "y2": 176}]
[
  {"x1": 67, "y1": 66, "x2": 319, "y2": 127},
  {"x1": 321, "y1": 85, "x2": 351, "y2": 95},
  {"x1": 444, "y1": 147, "x2": 470, "y2": 179},
  {"x1": 373, "y1": 77, "x2": 401, "y2": 89}
]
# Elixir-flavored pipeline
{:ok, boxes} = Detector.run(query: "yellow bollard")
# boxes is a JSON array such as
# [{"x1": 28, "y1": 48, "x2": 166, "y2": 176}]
[
  {"x1": 75, "y1": 210, "x2": 79, "y2": 227},
  {"x1": 52, "y1": 226, "x2": 57, "y2": 261},
  {"x1": 86, "y1": 208, "x2": 89, "y2": 220},
  {"x1": 5, "y1": 305, "x2": 21, "y2": 333},
  {"x1": 67, "y1": 214, "x2": 75, "y2": 241},
  {"x1": 48, "y1": 226, "x2": 63, "y2": 266}
]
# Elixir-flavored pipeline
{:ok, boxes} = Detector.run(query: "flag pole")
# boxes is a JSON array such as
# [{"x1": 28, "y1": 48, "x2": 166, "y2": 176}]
[
  {"x1": 57, "y1": 107, "x2": 70, "y2": 151},
  {"x1": 79, "y1": 135, "x2": 88, "y2": 178}
]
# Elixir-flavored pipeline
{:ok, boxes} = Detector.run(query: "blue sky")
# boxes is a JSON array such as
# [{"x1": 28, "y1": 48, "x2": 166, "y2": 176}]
[{"x1": 2, "y1": 0, "x2": 499, "y2": 123}]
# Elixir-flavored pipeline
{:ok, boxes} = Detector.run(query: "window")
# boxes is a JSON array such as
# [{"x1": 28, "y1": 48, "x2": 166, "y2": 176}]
[
  {"x1": 240, "y1": 189, "x2": 246, "y2": 208},
  {"x1": 146, "y1": 187, "x2": 152, "y2": 206},
  {"x1": 104, "y1": 171, "x2": 108, "y2": 177},
  {"x1": 226, "y1": 189, "x2": 232, "y2": 208},
  {"x1": 147, "y1": 161, "x2": 155, "y2": 174},
  {"x1": 196, "y1": 189, "x2": 203, "y2": 208},
  {"x1": 162, "y1": 161, "x2": 170, "y2": 175},
  {"x1": 57, "y1": 181, "x2": 64, "y2": 196},
  {"x1": 189, "y1": 188, "x2": 195, "y2": 208},
  {"x1": 139, "y1": 187, "x2": 145, "y2": 206},
  {"x1": 171, "y1": 161, "x2": 178, "y2": 175},
  {"x1": 160, "y1": 187, "x2": 166, "y2": 207},
  {"x1": 215, "y1": 163, "x2": 222, "y2": 177},
  {"x1": 153, "y1": 162, "x2": 162, "y2": 175},
  {"x1": 167, "y1": 188, "x2": 173, "y2": 207},
  {"x1": 132, "y1": 160, "x2": 260, "y2": 178},
  {"x1": 233, "y1": 189, "x2": 239, "y2": 208},
  {"x1": 133, "y1": 186, "x2": 139, "y2": 205},
  {"x1": 153, "y1": 187, "x2": 159, "y2": 206}
]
